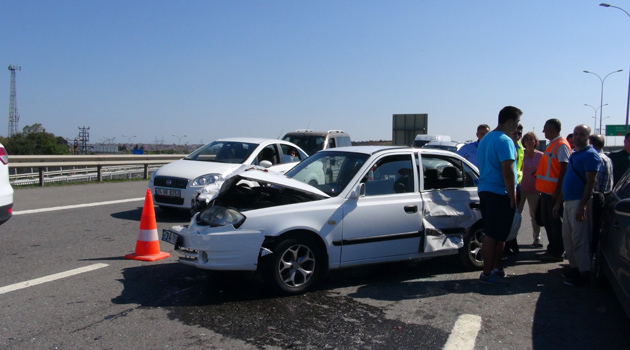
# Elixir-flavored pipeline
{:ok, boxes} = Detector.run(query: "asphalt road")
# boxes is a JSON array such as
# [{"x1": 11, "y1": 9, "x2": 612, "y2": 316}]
[{"x1": 1, "y1": 181, "x2": 629, "y2": 350}]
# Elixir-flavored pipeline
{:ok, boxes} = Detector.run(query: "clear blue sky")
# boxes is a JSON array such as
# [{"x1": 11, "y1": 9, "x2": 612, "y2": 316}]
[{"x1": 2, "y1": 1, "x2": 630, "y2": 146}]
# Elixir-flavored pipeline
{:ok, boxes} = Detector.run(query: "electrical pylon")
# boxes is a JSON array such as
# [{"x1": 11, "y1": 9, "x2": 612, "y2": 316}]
[{"x1": 8, "y1": 65, "x2": 21, "y2": 136}]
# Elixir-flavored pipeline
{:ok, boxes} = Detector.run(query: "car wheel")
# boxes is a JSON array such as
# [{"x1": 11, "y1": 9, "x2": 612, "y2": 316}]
[
  {"x1": 459, "y1": 224, "x2": 484, "y2": 270},
  {"x1": 262, "y1": 237, "x2": 322, "y2": 294}
]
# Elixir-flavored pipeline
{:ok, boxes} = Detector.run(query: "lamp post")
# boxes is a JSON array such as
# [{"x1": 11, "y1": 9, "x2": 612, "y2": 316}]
[
  {"x1": 585, "y1": 103, "x2": 608, "y2": 132},
  {"x1": 583, "y1": 69, "x2": 623, "y2": 134},
  {"x1": 122, "y1": 135, "x2": 136, "y2": 143},
  {"x1": 172, "y1": 134, "x2": 187, "y2": 145},
  {"x1": 600, "y1": 3, "x2": 630, "y2": 134}
]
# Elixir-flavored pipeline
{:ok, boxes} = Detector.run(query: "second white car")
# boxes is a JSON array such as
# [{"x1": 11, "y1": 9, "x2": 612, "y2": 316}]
[{"x1": 149, "y1": 138, "x2": 308, "y2": 212}]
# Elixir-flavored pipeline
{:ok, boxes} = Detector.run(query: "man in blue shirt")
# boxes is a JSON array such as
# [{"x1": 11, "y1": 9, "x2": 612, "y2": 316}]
[
  {"x1": 457, "y1": 124, "x2": 490, "y2": 167},
  {"x1": 554, "y1": 124, "x2": 600, "y2": 287},
  {"x1": 477, "y1": 107, "x2": 520, "y2": 286}
]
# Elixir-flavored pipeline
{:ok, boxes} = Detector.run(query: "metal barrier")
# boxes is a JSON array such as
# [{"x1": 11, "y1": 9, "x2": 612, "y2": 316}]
[{"x1": 8, "y1": 154, "x2": 184, "y2": 186}]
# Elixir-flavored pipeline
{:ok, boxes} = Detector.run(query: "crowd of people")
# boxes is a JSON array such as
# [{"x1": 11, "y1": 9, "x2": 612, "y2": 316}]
[{"x1": 456, "y1": 106, "x2": 630, "y2": 287}]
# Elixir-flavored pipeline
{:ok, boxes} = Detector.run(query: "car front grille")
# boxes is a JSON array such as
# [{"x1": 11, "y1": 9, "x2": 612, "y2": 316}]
[
  {"x1": 154, "y1": 195, "x2": 185, "y2": 205},
  {"x1": 154, "y1": 176, "x2": 188, "y2": 189}
]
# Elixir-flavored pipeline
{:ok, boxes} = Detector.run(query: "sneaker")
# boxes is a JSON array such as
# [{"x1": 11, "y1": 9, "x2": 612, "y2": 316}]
[
  {"x1": 564, "y1": 273, "x2": 590, "y2": 287},
  {"x1": 538, "y1": 253, "x2": 564, "y2": 262},
  {"x1": 533, "y1": 239, "x2": 543, "y2": 248},
  {"x1": 492, "y1": 269, "x2": 506, "y2": 278},
  {"x1": 479, "y1": 272, "x2": 510, "y2": 286}
]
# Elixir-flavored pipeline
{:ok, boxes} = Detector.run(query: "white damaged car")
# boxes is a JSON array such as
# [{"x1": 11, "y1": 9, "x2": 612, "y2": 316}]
[{"x1": 162, "y1": 146, "x2": 484, "y2": 294}]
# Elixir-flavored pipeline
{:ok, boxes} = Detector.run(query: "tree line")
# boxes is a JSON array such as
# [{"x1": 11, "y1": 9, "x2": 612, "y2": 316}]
[{"x1": 0, "y1": 123, "x2": 70, "y2": 155}]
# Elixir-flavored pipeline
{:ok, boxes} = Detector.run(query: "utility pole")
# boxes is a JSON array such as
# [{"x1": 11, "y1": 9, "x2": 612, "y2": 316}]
[
  {"x1": 8, "y1": 65, "x2": 21, "y2": 136},
  {"x1": 77, "y1": 126, "x2": 90, "y2": 155}
]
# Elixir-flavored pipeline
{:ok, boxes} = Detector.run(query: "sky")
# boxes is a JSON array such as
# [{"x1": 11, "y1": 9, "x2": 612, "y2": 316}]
[{"x1": 2, "y1": 1, "x2": 630, "y2": 146}]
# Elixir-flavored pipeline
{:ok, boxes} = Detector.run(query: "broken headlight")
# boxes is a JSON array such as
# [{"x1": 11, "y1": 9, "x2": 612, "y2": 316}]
[{"x1": 196, "y1": 205, "x2": 246, "y2": 228}]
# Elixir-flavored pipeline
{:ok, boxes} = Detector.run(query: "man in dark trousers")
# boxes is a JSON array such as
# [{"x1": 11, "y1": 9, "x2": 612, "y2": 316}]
[
  {"x1": 477, "y1": 106, "x2": 521, "y2": 286},
  {"x1": 535, "y1": 119, "x2": 571, "y2": 262}
]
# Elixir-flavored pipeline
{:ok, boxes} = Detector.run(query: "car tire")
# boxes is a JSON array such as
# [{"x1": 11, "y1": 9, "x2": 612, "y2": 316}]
[
  {"x1": 262, "y1": 237, "x2": 323, "y2": 294},
  {"x1": 459, "y1": 224, "x2": 484, "y2": 270}
]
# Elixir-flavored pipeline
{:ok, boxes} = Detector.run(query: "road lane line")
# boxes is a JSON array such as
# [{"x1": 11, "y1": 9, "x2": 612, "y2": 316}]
[
  {"x1": 12, "y1": 198, "x2": 145, "y2": 215},
  {"x1": 0, "y1": 263, "x2": 109, "y2": 295},
  {"x1": 443, "y1": 314, "x2": 482, "y2": 350}
]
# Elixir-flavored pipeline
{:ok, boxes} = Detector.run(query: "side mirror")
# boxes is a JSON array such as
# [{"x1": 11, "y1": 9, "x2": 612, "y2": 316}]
[
  {"x1": 349, "y1": 183, "x2": 365, "y2": 199},
  {"x1": 259, "y1": 160, "x2": 273, "y2": 168}
]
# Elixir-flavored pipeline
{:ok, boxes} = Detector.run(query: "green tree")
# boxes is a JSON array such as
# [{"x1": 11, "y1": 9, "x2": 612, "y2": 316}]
[{"x1": 1, "y1": 123, "x2": 70, "y2": 155}]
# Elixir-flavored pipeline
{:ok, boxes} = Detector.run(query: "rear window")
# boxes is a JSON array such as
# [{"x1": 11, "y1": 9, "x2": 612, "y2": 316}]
[{"x1": 282, "y1": 134, "x2": 326, "y2": 156}]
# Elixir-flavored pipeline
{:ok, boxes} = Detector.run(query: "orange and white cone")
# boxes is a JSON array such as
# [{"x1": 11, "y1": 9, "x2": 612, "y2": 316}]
[{"x1": 124, "y1": 189, "x2": 170, "y2": 262}]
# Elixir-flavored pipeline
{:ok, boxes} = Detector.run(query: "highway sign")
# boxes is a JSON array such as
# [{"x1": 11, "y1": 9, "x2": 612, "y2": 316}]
[{"x1": 606, "y1": 124, "x2": 627, "y2": 136}]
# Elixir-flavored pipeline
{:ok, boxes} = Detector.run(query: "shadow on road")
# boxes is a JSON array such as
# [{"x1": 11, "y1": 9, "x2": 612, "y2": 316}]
[
  {"x1": 110, "y1": 251, "x2": 630, "y2": 350},
  {"x1": 110, "y1": 206, "x2": 192, "y2": 224}
]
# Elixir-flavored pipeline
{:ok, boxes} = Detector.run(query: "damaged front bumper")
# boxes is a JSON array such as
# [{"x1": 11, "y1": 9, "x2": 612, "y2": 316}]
[{"x1": 162, "y1": 225, "x2": 266, "y2": 271}]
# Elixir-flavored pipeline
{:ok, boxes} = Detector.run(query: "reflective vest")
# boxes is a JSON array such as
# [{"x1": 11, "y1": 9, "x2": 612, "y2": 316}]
[{"x1": 535, "y1": 137, "x2": 570, "y2": 194}]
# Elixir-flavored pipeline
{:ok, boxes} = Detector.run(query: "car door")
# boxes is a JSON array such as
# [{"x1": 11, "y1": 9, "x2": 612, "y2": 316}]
[
  {"x1": 602, "y1": 173, "x2": 630, "y2": 299},
  {"x1": 339, "y1": 152, "x2": 424, "y2": 264},
  {"x1": 419, "y1": 152, "x2": 481, "y2": 253}
]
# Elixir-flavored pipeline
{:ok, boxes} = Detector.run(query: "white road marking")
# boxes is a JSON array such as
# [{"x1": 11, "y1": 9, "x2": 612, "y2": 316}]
[
  {"x1": 12, "y1": 198, "x2": 145, "y2": 215},
  {"x1": 443, "y1": 314, "x2": 482, "y2": 350},
  {"x1": 0, "y1": 263, "x2": 109, "y2": 295}
]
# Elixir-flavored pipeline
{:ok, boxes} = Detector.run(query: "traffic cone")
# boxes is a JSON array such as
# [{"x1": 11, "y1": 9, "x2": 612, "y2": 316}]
[{"x1": 124, "y1": 189, "x2": 170, "y2": 262}]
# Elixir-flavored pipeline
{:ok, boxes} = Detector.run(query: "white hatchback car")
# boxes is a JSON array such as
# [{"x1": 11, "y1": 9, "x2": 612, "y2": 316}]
[
  {"x1": 149, "y1": 138, "x2": 308, "y2": 212},
  {"x1": 162, "y1": 146, "x2": 484, "y2": 294},
  {"x1": 0, "y1": 143, "x2": 14, "y2": 225}
]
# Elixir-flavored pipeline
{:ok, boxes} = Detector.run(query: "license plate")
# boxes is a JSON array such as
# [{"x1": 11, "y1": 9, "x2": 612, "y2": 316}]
[
  {"x1": 155, "y1": 188, "x2": 181, "y2": 197},
  {"x1": 161, "y1": 229, "x2": 179, "y2": 245}
]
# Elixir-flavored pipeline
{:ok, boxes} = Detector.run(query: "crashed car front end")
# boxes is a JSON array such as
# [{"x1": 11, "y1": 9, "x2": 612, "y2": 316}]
[
  {"x1": 162, "y1": 168, "x2": 329, "y2": 271},
  {"x1": 163, "y1": 221, "x2": 266, "y2": 271}
]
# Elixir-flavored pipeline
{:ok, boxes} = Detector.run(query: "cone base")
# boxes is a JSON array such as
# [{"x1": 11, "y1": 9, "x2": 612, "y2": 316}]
[{"x1": 124, "y1": 251, "x2": 170, "y2": 262}]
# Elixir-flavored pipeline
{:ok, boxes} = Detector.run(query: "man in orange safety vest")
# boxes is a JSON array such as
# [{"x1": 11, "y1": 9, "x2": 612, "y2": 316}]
[{"x1": 535, "y1": 119, "x2": 571, "y2": 262}]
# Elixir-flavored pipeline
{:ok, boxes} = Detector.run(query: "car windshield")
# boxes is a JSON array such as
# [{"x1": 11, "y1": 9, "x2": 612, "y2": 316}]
[
  {"x1": 185, "y1": 141, "x2": 257, "y2": 164},
  {"x1": 285, "y1": 151, "x2": 369, "y2": 197},
  {"x1": 282, "y1": 134, "x2": 325, "y2": 156}
]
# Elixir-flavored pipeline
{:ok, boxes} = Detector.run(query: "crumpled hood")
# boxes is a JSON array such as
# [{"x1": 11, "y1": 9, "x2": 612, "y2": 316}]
[
  {"x1": 155, "y1": 159, "x2": 240, "y2": 179},
  {"x1": 218, "y1": 166, "x2": 330, "y2": 199}
]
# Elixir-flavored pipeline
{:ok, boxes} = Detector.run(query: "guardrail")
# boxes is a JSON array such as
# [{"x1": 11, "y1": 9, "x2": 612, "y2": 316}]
[{"x1": 8, "y1": 154, "x2": 185, "y2": 186}]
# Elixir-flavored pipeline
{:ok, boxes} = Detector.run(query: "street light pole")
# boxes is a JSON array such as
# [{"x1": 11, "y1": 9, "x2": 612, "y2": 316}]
[
  {"x1": 122, "y1": 135, "x2": 136, "y2": 143},
  {"x1": 601, "y1": 3, "x2": 630, "y2": 134},
  {"x1": 172, "y1": 134, "x2": 187, "y2": 145},
  {"x1": 584, "y1": 69, "x2": 623, "y2": 133},
  {"x1": 585, "y1": 103, "x2": 608, "y2": 132}
]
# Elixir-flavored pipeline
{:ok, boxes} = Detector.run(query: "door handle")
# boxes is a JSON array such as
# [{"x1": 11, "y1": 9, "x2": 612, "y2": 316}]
[{"x1": 404, "y1": 205, "x2": 418, "y2": 213}]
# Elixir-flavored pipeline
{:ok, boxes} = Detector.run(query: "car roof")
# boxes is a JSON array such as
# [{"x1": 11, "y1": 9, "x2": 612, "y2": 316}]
[
  {"x1": 213, "y1": 137, "x2": 288, "y2": 144},
  {"x1": 317, "y1": 145, "x2": 468, "y2": 157},
  {"x1": 424, "y1": 140, "x2": 462, "y2": 146}
]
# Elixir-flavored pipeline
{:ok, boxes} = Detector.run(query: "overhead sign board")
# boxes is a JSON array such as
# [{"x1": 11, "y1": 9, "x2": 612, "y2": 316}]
[{"x1": 606, "y1": 124, "x2": 627, "y2": 136}]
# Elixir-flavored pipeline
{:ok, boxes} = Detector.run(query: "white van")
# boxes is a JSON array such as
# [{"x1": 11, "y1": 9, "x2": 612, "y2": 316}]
[
  {"x1": 282, "y1": 129, "x2": 352, "y2": 156},
  {"x1": 412, "y1": 134, "x2": 451, "y2": 148}
]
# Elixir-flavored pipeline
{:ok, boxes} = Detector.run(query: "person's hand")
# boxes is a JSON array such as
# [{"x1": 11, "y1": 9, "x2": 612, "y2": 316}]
[
  {"x1": 576, "y1": 206, "x2": 587, "y2": 222},
  {"x1": 553, "y1": 203, "x2": 561, "y2": 218}
]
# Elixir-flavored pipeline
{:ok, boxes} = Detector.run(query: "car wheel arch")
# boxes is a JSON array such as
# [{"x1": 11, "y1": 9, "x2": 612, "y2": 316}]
[
  {"x1": 458, "y1": 220, "x2": 484, "y2": 271},
  {"x1": 259, "y1": 229, "x2": 330, "y2": 272}
]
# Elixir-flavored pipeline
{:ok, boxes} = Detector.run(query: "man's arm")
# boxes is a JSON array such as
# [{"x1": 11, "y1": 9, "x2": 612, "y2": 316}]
[
  {"x1": 553, "y1": 162, "x2": 568, "y2": 202},
  {"x1": 576, "y1": 171, "x2": 597, "y2": 222},
  {"x1": 501, "y1": 159, "x2": 516, "y2": 208}
]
